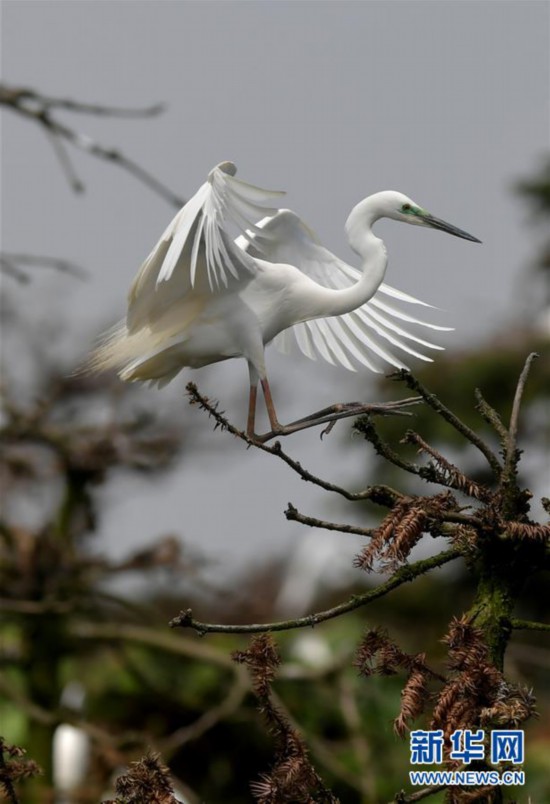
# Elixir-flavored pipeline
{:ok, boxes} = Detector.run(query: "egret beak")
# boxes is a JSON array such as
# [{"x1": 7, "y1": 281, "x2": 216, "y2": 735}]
[{"x1": 421, "y1": 212, "x2": 481, "y2": 243}]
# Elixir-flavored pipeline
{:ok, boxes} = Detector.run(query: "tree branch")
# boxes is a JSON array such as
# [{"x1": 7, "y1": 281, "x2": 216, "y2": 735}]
[
  {"x1": 0, "y1": 83, "x2": 185, "y2": 207},
  {"x1": 284, "y1": 503, "x2": 375, "y2": 537},
  {"x1": 402, "y1": 430, "x2": 492, "y2": 502},
  {"x1": 474, "y1": 388, "x2": 508, "y2": 445},
  {"x1": 510, "y1": 618, "x2": 550, "y2": 633},
  {"x1": 392, "y1": 783, "x2": 448, "y2": 802},
  {"x1": 503, "y1": 352, "x2": 539, "y2": 482},
  {"x1": 0, "y1": 252, "x2": 86, "y2": 284},
  {"x1": 187, "y1": 382, "x2": 406, "y2": 504},
  {"x1": 5, "y1": 86, "x2": 164, "y2": 118},
  {"x1": 389, "y1": 370, "x2": 502, "y2": 476},
  {"x1": 170, "y1": 548, "x2": 461, "y2": 635},
  {"x1": 353, "y1": 416, "x2": 423, "y2": 475}
]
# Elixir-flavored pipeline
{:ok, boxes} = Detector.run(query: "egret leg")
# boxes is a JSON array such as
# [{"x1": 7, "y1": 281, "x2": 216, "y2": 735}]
[
  {"x1": 246, "y1": 362, "x2": 283, "y2": 440},
  {"x1": 246, "y1": 385, "x2": 258, "y2": 439},
  {"x1": 260, "y1": 377, "x2": 282, "y2": 432},
  {"x1": 245, "y1": 361, "x2": 419, "y2": 442}
]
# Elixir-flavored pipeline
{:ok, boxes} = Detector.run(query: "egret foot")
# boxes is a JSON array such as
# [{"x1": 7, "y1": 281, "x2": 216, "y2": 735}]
[{"x1": 252, "y1": 397, "x2": 421, "y2": 443}]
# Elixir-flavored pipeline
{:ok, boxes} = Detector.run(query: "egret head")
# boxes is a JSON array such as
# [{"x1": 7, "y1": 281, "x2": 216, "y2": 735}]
[{"x1": 375, "y1": 191, "x2": 481, "y2": 243}]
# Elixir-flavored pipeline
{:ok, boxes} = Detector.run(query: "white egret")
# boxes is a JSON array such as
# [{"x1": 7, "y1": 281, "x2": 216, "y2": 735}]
[{"x1": 91, "y1": 162, "x2": 480, "y2": 440}]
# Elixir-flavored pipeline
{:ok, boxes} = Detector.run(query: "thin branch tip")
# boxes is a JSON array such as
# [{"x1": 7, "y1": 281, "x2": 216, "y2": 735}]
[
  {"x1": 0, "y1": 83, "x2": 184, "y2": 206},
  {"x1": 504, "y1": 351, "x2": 540, "y2": 482},
  {"x1": 389, "y1": 369, "x2": 502, "y2": 476}
]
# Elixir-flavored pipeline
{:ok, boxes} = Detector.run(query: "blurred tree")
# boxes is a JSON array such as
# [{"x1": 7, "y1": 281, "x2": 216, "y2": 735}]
[{"x1": 516, "y1": 156, "x2": 550, "y2": 277}]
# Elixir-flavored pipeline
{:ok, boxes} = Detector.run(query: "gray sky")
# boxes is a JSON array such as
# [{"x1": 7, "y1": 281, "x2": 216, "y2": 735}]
[{"x1": 2, "y1": 1, "x2": 549, "y2": 585}]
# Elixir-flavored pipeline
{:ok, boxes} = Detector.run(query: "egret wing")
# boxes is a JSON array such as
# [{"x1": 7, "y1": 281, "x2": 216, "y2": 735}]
[
  {"x1": 238, "y1": 210, "x2": 452, "y2": 372},
  {"x1": 127, "y1": 162, "x2": 285, "y2": 334}
]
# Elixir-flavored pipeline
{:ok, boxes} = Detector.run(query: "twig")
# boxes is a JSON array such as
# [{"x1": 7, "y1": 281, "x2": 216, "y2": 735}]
[
  {"x1": 44, "y1": 114, "x2": 185, "y2": 206},
  {"x1": 474, "y1": 389, "x2": 508, "y2": 445},
  {"x1": 170, "y1": 548, "x2": 461, "y2": 635},
  {"x1": 0, "y1": 83, "x2": 185, "y2": 207},
  {"x1": 7, "y1": 87, "x2": 164, "y2": 118},
  {"x1": 285, "y1": 503, "x2": 375, "y2": 537},
  {"x1": 389, "y1": 370, "x2": 502, "y2": 477},
  {"x1": 504, "y1": 352, "x2": 539, "y2": 481},
  {"x1": 0, "y1": 256, "x2": 29, "y2": 283},
  {"x1": 187, "y1": 382, "x2": 404, "y2": 505},
  {"x1": 45, "y1": 127, "x2": 84, "y2": 192},
  {"x1": 0, "y1": 252, "x2": 86, "y2": 283},
  {"x1": 510, "y1": 618, "x2": 550, "y2": 633},
  {"x1": 392, "y1": 783, "x2": 447, "y2": 802},
  {"x1": 353, "y1": 416, "x2": 422, "y2": 475}
]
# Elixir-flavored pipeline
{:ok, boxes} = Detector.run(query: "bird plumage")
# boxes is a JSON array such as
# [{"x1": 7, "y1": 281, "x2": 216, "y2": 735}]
[{"x1": 89, "y1": 161, "x2": 479, "y2": 437}]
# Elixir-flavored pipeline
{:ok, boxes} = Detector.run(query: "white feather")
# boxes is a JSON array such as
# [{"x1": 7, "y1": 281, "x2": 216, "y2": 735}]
[
  {"x1": 240, "y1": 209, "x2": 451, "y2": 372},
  {"x1": 86, "y1": 164, "x2": 480, "y2": 438}
]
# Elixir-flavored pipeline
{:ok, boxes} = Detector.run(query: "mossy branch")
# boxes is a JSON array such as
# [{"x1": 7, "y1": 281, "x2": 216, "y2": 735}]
[{"x1": 170, "y1": 549, "x2": 461, "y2": 635}]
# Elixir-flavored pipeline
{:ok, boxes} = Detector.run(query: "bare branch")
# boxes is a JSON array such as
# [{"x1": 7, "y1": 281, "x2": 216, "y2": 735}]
[
  {"x1": 284, "y1": 503, "x2": 375, "y2": 537},
  {"x1": 187, "y1": 382, "x2": 405, "y2": 504},
  {"x1": 0, "y1": 252, "x2": 86, "y2": 283},
  {"x1": 0, "y1": 82, "x2": 185, "y2": 207},
  {"x1": 170, "y1": 548, "x2": 461, "y2": 635},
  {"x1": 353, "y1": 416, "x2": 423, "y2": 475},
  {"x1": 474, "y1": 389, "x2": 508, "y2": 445},
  {"x1": 45, "y1": 126, "x2": 84, "y2": 192},
  {"x1": 6, "y1": 86, "x2": 165, "y2": 118},
  {"x1": 392, "y1": 784, "x2": 448, "y2": 802},
  {"x1": 504, "y1": 352, "x2": 539, "y2": 482},
  {"x1": 389, "y1": 370, "x2": 502, "y2": 476}
]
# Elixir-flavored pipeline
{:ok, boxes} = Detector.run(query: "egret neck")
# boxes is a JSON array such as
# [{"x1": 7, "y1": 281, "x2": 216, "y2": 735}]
[{"x1": 307, "y1": 197, "x2": 388, "y2": 320}]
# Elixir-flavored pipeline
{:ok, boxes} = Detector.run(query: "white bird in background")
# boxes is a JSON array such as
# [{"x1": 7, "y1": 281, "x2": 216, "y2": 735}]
[{"x1": 91, "y1": 162, "x2": 480, "y2": 440}]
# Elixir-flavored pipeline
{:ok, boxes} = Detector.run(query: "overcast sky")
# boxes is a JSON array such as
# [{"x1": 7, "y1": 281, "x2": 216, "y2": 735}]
[{"x1": 2, "y1": 1, "x2": 549, "y2": 590}]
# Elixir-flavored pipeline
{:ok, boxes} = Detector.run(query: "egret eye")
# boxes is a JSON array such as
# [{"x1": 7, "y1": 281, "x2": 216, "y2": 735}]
[{"x1": 402, "y1": 203, "x2": 411, "y2": 212}]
